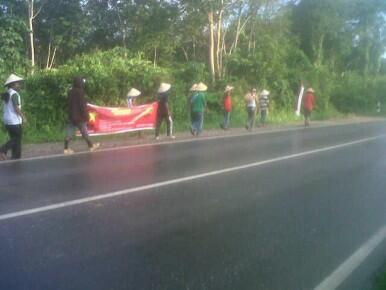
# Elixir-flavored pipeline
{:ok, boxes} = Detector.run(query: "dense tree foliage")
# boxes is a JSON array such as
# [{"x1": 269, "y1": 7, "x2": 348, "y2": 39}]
[{"x1": 0, "y1": 0, "x2": 386, "y2": 142}]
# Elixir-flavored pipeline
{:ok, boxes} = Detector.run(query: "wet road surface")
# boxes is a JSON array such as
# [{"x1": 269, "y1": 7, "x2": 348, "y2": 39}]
[{"x1": 1, "y1": 122, "x2": 386, "y2": 290}]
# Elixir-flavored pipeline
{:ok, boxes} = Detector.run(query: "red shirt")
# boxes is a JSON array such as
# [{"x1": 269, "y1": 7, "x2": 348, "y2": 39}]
[
  {"x1": 303, "y1": 92, "x2": 315, "y2": 111},
  {"x1": 224, "y1": 94, "x2": 232, "y2": 112}
]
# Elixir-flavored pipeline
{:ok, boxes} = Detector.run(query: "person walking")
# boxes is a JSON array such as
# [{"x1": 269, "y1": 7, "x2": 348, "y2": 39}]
[
  {"x1": 64, "y1": 77, "x2": 100, "y2": 154},
  {"x1": 221, "y1": 85, "x2": 233, "y2": 130},
  {"x1": 258, "y1": 89, "x2": 270, "y2": 127},
  {"x1": 0, "y1": 74, "x2": 26, "y2": 160},
  {"x1": 244, "y1": 88, "x2": 258, "y2": 131},
  {"x1": 155, "y1": 82, "x2": 175, "y2": 140},
  {"x1": 303, "y1": 88, "x2": 316, "y2": 127},
  {"x1": 188, "y1": 83, "x2": 197, "y2": 125},
  {"x1": 127, "y1": 88, "x2": 141, "y2": 108},
  {"x1": 190, "y1": 82, "x2": 207, "y2": 136}
]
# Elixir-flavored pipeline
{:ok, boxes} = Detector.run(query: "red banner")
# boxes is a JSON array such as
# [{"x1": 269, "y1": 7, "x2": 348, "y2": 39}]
[{"x1": 86, "y1": 102, "x2": 158, "y2": 135}]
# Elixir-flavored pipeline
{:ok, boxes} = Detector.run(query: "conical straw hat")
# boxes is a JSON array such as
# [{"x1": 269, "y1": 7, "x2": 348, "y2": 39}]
[
  {"x1": 4, "y1": 74, "x2": 24, "y2": 86},
  {"x1": 127, "y1": 88, "x2": 141, "y2": 97},
  {"x1": 157, "y1": 83, "x2": 171, "y2": 93},
  {"x1": 196, "y1": 82, "x2": 208, "y2": 92},
  {"x1": 224, "y1": 85, "x2": 234, "y2": 93},
  {"x1": 260, "y1": 89, "x2": 270, "y2": 96}
]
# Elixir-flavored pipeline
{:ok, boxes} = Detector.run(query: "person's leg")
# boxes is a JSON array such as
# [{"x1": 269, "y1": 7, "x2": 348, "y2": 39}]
[
  {"x1": 197, "y1": 112, "x2": 204, "y2": 135},
  {"x1": 247, "y1": 108, "x2": 252, "y2": 130},
  {"x1": 222, "y1": 111, "x2": 230, "y2": 129},
  {"x1": 191, "y1": 112, "x2": 197, "y2": 135},
  {"x1": 77, "y1": 122, "x2": 93, "y2": 148},
  {"x1": 11, "y1": 125, "x2": 22, "y2": 159},
  {"x1": 0, "y1": 125, "x2": 15, "y2": 157},
  {"x1": 1, "y1": 125, "x2": 20, "y2": 159},
  {"x1": 79, "y1": 122, "x2": 100, "y2": 151},
  {"x1": 247, "y1": 108, "x2": 255, "y2": 130},
  {"x1": 304, "y1": 110, "x2": 311, "y2": 127},
  {"x1": 220, "y1": 111, "x2": 227, "y2": 129},
  {"x1": 167, "y1": 116, "x2": 174, "y2": 138},
  {"x1": 155, "y1": 114, "x2": 163, "y2": 138},
  {"x1": 251, "y1": 108, "x2": 256, "y2": 129},
  {"x1": 64, "y1": 123, "x2": 76, "y2": 154},
  {"x1": 260, "y1": 110, "x2": 267, "y2": 126}
]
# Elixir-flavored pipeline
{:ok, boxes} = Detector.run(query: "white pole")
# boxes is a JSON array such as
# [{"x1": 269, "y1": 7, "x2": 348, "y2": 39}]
[{"x1": 295, "y1": 85, "x2": 304, "y2": 116}]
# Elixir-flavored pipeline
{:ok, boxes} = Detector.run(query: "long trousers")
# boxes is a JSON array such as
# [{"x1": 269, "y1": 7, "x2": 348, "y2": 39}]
[
  {"x1": 155, "y1": 114, "x2": 173, "y2": 137},
  {"x1": 0, "y1": 124, "x2": 22, "y2": 159}
]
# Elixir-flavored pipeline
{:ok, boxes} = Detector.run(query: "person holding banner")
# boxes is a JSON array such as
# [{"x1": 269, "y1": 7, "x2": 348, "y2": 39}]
[
  {"x1": 155, "y1": 82, "x2": 175, "y2": 140},
  {"x1": 190, "y1": 82, "x2": 207, "y2": 136},
  {"x1": 127, "y1": 88, "x2": 141, "y2": 108},
  {"x1": 303, "y1": 88, "x2": 316, "y2": 127},
  {"x1": 64, "y1": 77, "x2": 100, "y2": 154}
]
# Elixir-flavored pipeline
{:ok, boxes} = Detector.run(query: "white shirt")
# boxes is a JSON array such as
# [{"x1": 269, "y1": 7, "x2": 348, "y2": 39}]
[
  {"x1": 3, "y1": 88, "x2": 22, "y2": 125},
  {"x1": 247, "y1": 93, "x2": 257, "y2": 108}
]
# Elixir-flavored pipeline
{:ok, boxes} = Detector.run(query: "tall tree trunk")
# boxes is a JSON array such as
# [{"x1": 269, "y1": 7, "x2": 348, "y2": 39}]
[
  {"x1": 45, "y1": 41, "x2": 51, "y2": 69},
  {"x1": 229, "y1": 14, "x2": 250, "y2": 55},
  {"x1": 248, "y1": 5, "x2": 258, "y2": 54},
  {"x1": 216, "y1": 5, "x2": 224, "y2": 79},
  {"x1": 208, "y1": 11, "x2": 216, "y2": 83},
  {"x1": 45, "y1": 42, "x2": 57, "y2": 70},
  {"x1": 28, "y1": 0, "x2": 35, "y2": 73},
  {"x1": 182, "y1": 47, "x2": 189, "y2": 62},
  {"x1": 315, "y1": 34, "x2": 325, "y2": 67}
]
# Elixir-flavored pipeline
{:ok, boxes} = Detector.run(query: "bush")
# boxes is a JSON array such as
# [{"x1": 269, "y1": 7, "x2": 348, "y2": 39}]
[{"x1": 332, "y1": 73, "x2": 386, "y2": 114}]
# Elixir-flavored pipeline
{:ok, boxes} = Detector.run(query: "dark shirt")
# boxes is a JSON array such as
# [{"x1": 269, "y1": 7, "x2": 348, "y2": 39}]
[
  {"x1": 157, "y1": 92, "x2": 169, "y2": 116},
  {"x1": 68, "y1": 88, "x2": 88, "y2": 124}
]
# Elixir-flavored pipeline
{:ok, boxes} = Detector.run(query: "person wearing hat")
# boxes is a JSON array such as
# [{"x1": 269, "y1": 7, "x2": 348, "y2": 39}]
[
  {"x1": 0, "y1": 74, "x2": 26, "y2": 160},
  {"x1": 155, "y1": 82, "x2": 175, "y2": 140},
  {"x1": 244, "y1": 88, "x2": 258, "y2": 131},
  {"x1": 190, "y1": 82, "x2": 207, "y2": 136},
  {"x1": 127, "y1": 88, "x2": 141, "y2": 108},
  {"x1": 303, "y1": 88, "x2": 316, "y2": 127},
  {"x1": 63, "y1": 77, "x2": 100, "y2": 154},
  {"x1": 221, "y1": 85, "x2": 234, "y2": 130},
  {"x1": 258, "y1": 89, "x2": 270, "y2": 127},
  {"x1": 187, "y1": 83, "x2": 198, "y2": 124}
]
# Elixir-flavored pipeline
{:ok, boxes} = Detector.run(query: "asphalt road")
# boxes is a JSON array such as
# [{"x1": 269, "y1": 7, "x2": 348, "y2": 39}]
[{"x1": 1, "y1": 122, "x2": 386, "y2": 290}]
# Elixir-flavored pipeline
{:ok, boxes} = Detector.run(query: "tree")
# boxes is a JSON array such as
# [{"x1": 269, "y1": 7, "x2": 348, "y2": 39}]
[
  {"x1": 0, "y1": 1, "x2": 28, "y2": 78},
  {"x1": 34, "y1": 0, "x2": 87, "y2": 67}
]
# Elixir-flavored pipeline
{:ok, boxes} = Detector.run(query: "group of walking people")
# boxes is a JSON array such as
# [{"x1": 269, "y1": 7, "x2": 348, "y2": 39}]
[
  {"x1": 186, "y1": 83, "x2": 276, "y2": 135},
  {"x1": 1, "y1": 73, "x2": 316, "y2": 160}
]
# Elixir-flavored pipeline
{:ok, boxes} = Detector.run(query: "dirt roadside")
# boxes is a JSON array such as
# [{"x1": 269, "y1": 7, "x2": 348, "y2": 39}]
[{"x1": 13, "y1": 116, "x2": 386, "y2": 160}]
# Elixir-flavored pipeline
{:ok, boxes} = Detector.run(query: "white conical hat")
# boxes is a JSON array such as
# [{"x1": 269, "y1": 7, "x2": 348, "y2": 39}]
[
  {"x1": 190, "y1": 84, "x2": 198, "y2": 91},
  {"x1": 260, "y1": 89, "x2": 270, "y2": 96},
  {"x1": 157, "y1": 82, "x2": 171, "y2": 93},
  {"x1": 224, "y1": 85, "x2": 234, "y2": 93},
  {"x1": 196, "y1": 82, "x2": 208, "y2": 92},
  {"x1": 4, "y1": 74, "x2": 24, "y2": 86},
  {"x1": 306, "y1": 88, "x2": 315, "y2": 93},
  {"x1": 127, "y1": 88, "x2": 141, "y2": 97}
]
